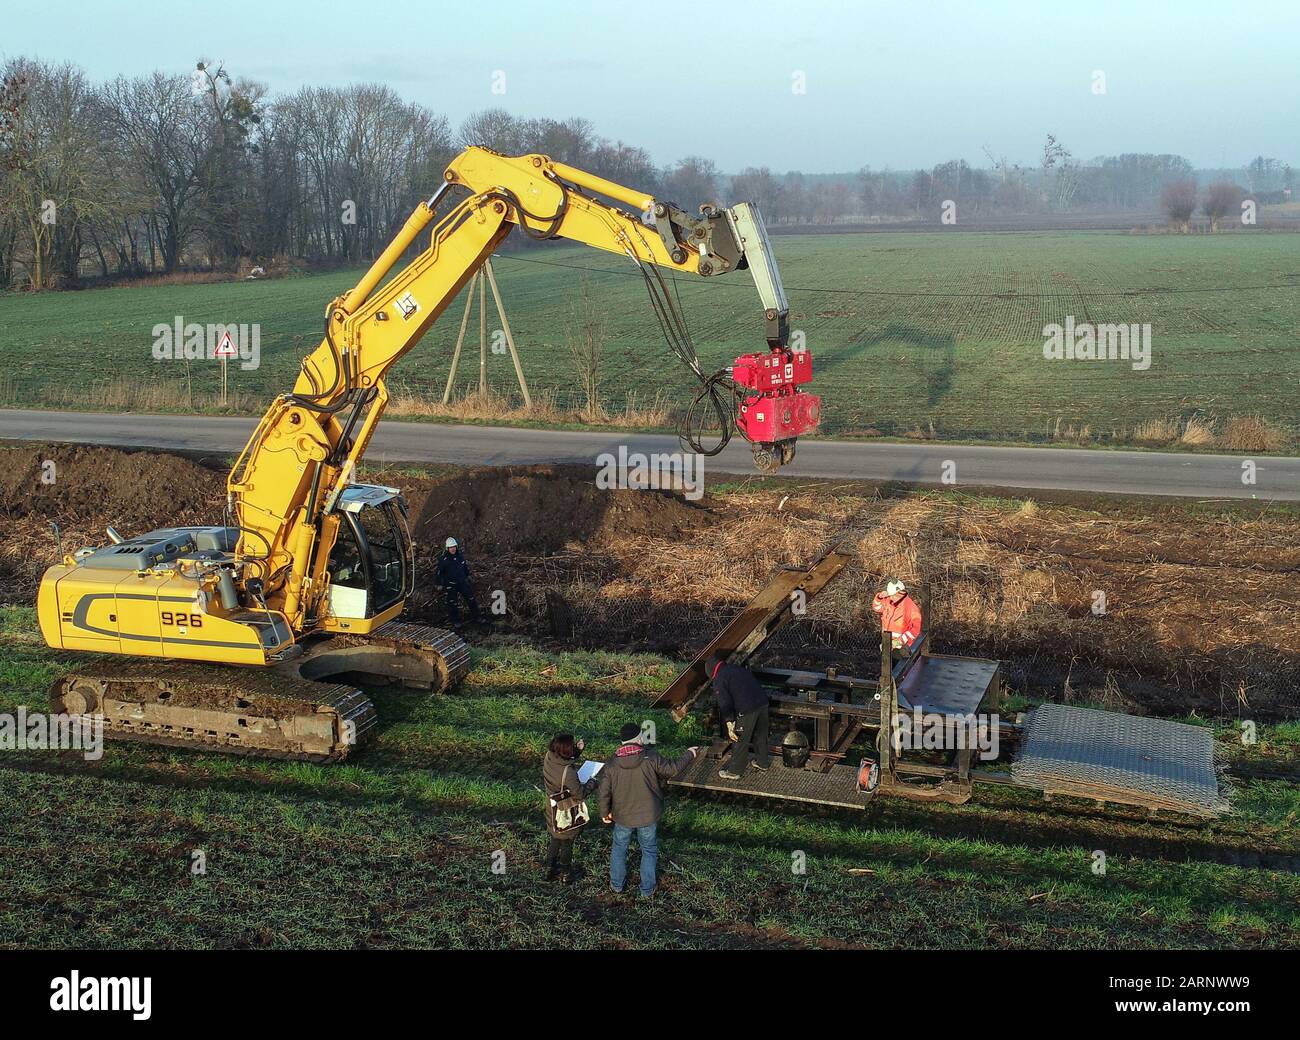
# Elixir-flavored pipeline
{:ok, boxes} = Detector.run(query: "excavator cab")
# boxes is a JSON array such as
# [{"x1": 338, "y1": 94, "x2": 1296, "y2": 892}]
[{"x1": 325, "y1": 484, "x2": 413, "y2": 622}]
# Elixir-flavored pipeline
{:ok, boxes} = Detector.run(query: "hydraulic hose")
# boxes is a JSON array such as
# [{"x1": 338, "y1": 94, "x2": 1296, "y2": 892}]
[{"x1": 680, "y1": 368, "x2": 746, "y2": 456}]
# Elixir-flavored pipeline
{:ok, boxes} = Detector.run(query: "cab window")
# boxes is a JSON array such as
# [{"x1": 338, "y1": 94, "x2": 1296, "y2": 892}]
[
  {"x1": 327, "y1": 521, "x2": 367, "y2": 590},
  {"x1": 358, "y1": 504, "x2": 405, "y2": 612}
]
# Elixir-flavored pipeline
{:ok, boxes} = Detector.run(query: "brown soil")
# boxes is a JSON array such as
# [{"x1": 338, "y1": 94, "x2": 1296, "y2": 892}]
[
  {"x1": 0, "y1": 444, "x2": 225, "y2": 598},
  {"x1": 401, "y1": 465, "x2": 709, "y2": 559},
  {"x1": 0, "y1": 443, "x2": 219, "y2": 526},
  {"x1": 4, "y1": 442, "x2": 1298, "y2": 721}
]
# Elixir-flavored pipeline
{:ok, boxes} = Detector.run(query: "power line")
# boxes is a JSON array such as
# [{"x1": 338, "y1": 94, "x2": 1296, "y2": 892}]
[{"x1": 493, "y1": 250, "x2": 1300, "y2": 299}]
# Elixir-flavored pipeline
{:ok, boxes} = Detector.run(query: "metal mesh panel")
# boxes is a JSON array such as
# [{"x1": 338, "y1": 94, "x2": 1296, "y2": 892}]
[{"x1": 1013, "y1": 703, "x2": 1228, "y2": 816}]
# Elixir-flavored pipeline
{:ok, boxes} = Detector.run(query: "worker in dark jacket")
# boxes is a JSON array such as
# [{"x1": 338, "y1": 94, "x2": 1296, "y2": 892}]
[
  {"x1": 706, "y1": 654, "x2": 771, "y2": 779},
  {"x1": 542, "y1": 733, "x2": 596, "y2": 884},
  {"x1": 597, "y1": 722, "x2": 700, "y2": 899},
  {"x1": 435, "y1": 536, "x2": 480, "y2": 625}
]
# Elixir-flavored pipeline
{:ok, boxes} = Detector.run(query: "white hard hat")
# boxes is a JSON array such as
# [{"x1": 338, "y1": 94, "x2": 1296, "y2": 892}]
[
  {"x1": 445, "y1": 537, "x2": 458, "y2": 549},
  {"x1": 886, "y1": 580, "x2": 906, "y2": 596}
]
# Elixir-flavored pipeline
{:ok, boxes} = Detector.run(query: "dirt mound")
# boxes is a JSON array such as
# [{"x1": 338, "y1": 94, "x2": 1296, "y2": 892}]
[
  {"x1": 0, "y1": 443, "x2": 222, "y2": 528},
  {"x1": 1, "y1": 443, "x2": 226, "y2": 601},
  {"x1": 402, "y1": 465, "x2": 710, "y2": 559}
]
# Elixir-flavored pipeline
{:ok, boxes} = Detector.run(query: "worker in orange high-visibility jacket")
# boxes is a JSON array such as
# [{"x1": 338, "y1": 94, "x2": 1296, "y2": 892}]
[{"x1": 872, "y1": 580, "x2": 922, "y2": 657}]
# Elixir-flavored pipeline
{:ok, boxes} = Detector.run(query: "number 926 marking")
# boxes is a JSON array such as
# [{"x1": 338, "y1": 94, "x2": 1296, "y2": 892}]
[{"x1": 161, "y1": 611, "x2": 203, "y2": 627}]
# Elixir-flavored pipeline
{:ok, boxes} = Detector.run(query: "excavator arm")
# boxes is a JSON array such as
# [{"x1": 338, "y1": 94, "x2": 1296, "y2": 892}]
[{"x1": 227, "y1": 147, "x2": 819, "y2": 629}]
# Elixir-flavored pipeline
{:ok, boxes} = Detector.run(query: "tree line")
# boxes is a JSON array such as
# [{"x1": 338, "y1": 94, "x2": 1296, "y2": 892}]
[{"x1": 1, "y1": 56, "x2": 1294, "y2": 290}]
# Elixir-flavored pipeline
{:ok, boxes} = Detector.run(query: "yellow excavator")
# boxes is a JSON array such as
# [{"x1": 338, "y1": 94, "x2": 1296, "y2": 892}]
[{"x1": 36, "y1": 147, "x2": 820, "y2": 761}]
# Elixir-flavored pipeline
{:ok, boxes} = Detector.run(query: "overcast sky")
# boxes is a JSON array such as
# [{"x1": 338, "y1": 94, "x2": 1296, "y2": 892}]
[{"x1": 4, "y1": 0, "x2": 1296, "y2": 172}]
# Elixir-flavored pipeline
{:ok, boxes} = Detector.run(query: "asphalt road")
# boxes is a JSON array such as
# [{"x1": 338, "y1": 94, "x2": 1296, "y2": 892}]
[{"x1": 1, "y1": 408, "x2": 1295, "y2": 501}]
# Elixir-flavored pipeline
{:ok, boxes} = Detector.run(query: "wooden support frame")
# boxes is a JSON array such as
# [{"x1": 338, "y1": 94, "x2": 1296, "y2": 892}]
[{"x1": 442, "y1": 258, "x2": 532, "y2": 407}]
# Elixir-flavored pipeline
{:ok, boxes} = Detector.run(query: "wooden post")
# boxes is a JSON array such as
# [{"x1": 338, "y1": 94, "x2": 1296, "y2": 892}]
[
  {"x1": 478, "y1": 269, "x2": 487, "y2": 397},
  {"x1": 443, "y1": 271, "x2": 476, "y2": 404},
  {"x1": 879, "y1": 625, "x2": 895, "y2": 778},
  {"x1": 484, "y1": 259, "x2": 532, "y2": 409}
]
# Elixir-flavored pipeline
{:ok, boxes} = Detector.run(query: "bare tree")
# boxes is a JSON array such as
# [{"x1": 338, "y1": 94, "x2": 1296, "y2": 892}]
[
  {"x1": 457, "y1": 108, "x2": 523, "y2": 154},
  {"x1": 565, "y1": 275, "x2": 605, "y2": 420},
  {"x1": 1041, "y1": 134, "x2": 1080, "y2": 211},
  {"x1": 101, "y1": 72, "x2": 208, "y2": 272},
  {"x1": 193, "y1": 60, "x2": 265, "y2": 267},
  {"x1": 0, "y1": 69, "x2": 28, "y2": 286},
  {"x1": 660, "y1": 156, "x2": 719, "y2": 212},
  {"x1": 1246, "y1": 155, "x2": 1292, "y2": 194},
  {"x1": 731, "y1": 166, "x2": 778, "y2": 218},
  {"x1": 1201, "y1": 179, "x2": 1241, "y2": 232},
  {"x1": 1161, "y1": 179, "x2": 1198, "y2": 232},
  {"x1": 1, "y1": 59, "x2": 114, "y2": 288}
]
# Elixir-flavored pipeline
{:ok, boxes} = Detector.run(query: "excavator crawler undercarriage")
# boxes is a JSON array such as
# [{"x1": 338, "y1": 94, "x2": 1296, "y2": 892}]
[{"x1": 50, "y1": 623, "x2": 469, "y2": 762}]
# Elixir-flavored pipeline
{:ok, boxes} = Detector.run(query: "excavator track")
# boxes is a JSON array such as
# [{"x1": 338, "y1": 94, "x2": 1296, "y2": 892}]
[
  {"x1": 295, "y1": 621, "x2": 471, "y2": 692},
  {"x1": 50, "y1": 659, "x2": 377, "y2": 762},
  {"x1": 357, "y1": 621, "x2": 472, "y2": 689}
]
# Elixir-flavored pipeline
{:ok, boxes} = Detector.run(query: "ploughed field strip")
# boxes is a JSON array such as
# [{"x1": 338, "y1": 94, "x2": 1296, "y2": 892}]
[{"x1": 1013, "y1": 704, "x2": 1228, "y2": 817}]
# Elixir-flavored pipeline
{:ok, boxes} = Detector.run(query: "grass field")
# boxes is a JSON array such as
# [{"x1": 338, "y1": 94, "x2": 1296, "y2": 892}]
[
  {"x1": 2, "y1": 605, "x2": 1298, "y2": 950},
  {"x1": 1, "y1": 230, "x2": 1297, "y2": 444}
]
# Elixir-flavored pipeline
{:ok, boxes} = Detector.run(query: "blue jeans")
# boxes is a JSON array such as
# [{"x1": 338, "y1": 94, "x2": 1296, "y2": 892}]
[{"x1": 610, "y1": 822, "x2": 658, "y2": 897}]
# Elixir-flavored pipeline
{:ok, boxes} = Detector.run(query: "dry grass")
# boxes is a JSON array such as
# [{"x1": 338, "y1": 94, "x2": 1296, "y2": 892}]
[
  {"x1": 13, "y1": 373, "x2": 673, "y2": 430},
  {"x1": 1179, "y1": 415, "x2": 1217, "y2": 446},
  {"x1": 1049, "y1": 418, "x2": 1093, "y2": 443},
  {"x1": 387, "y1": 387, "x2": 672, "y2": 429},
  {"x1": 528, "y1": 483, "x2": 1300, "y2": 716},
  {"x1": 1131, "y1": 414, "x2": 1289, "y2": 451},
  {"x1": 27, "y1": 374, "x2": 255, "y2": 413},
  {"x1": 1133, "y1": 417, "x2": 1179, "y2": 444},
  {"x1": 5, "y1": 436, "x2": 1300, "y2": 718},
  {"x1": 1220, "y1": 415, "x2": 1289, "y2": 453}
]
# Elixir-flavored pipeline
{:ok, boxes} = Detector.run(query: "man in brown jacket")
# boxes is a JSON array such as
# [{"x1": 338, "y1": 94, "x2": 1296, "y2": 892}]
[{"x1": 597, "y1": 723, "x2": 700, "y2": 899}]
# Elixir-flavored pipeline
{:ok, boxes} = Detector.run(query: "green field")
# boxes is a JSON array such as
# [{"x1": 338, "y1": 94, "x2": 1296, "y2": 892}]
[
  {"x1": 2, "y1": 606, "x2": 1298, "y2": 950},
  {"x1": 1, "y1": 230, "x2": 1298, "y2": 443}
]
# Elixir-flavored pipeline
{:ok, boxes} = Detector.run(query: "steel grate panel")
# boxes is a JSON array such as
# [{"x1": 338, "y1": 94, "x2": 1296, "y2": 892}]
[
  {"x1": 1013, "y1": 703, "x2": 1228, "y2": 816},
  {"x1": 898, "y1": 655, "x2": 998, "y2": 716}
]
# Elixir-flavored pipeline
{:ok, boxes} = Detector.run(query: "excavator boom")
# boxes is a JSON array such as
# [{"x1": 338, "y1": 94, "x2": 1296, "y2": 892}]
[{"x1": 37, "y1": 146, "x2": 819, "y2": 762}]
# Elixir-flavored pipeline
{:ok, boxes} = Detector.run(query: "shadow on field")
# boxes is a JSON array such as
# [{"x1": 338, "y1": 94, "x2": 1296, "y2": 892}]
[{"x1": 826, "y1": 322, "x2": 958, "y2": 415}]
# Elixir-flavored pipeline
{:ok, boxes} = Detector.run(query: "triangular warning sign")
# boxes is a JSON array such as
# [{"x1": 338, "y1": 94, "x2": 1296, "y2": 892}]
[{"x1": 214, "y1": 330, "x2": 238, "y2": 358}]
